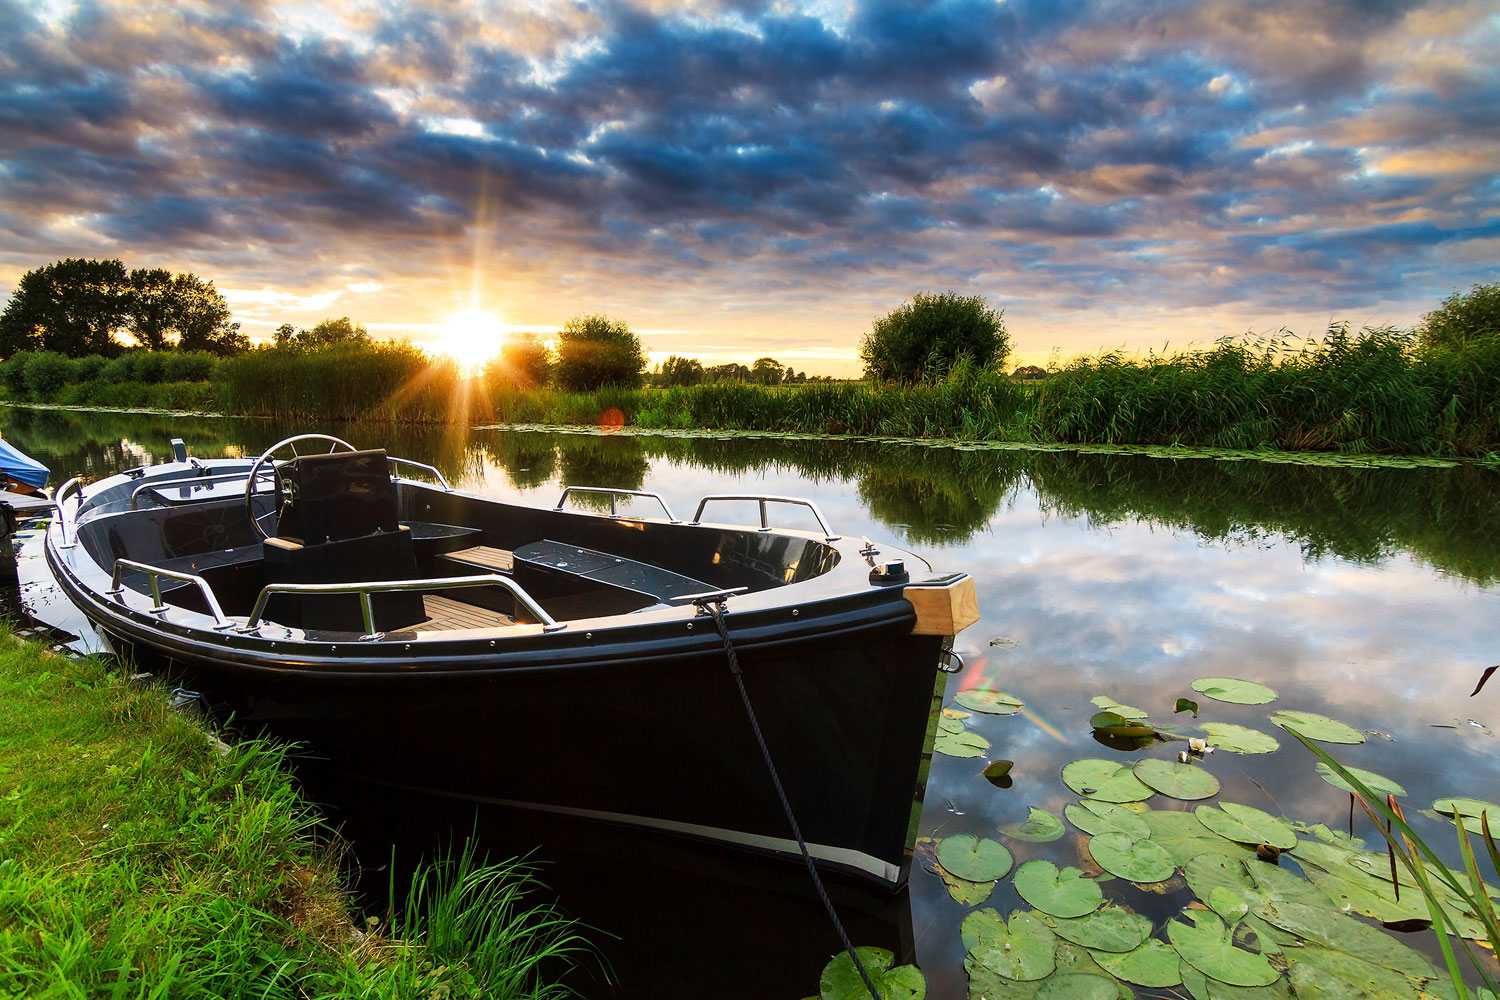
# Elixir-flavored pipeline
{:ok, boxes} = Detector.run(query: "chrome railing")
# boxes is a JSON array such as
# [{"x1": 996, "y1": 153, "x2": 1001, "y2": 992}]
[
  {"x1": 387, "y1": 456, "x2": 453, "y2": 491},
  {"x1": 555, "y1": 486, "x2": 677, "y2": 521},
  {"x1": 109, "y1": 558, "x2": 235, "y2": 629},
  {"x1": 243, "y1": 573, "x2": 564, "y2": 640},
  {"x1": 690, "y1": 494, "x2": 839, "y2": 541},
  {"x1": 53, "y1": 477, "x2": 85, "y2": 548},
  {"x1": 130, "y1": 468, "x2": 277, "y2": 509}
]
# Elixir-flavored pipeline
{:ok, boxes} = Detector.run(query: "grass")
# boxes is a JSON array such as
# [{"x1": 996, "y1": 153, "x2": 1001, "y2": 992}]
[{"x1": 0, "y1": 629, "x2": 586, "y2": 998}]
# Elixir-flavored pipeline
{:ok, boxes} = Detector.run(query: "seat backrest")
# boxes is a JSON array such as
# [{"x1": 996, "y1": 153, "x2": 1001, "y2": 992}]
[{"x1": 276, "y1": 449, "x2": 398, "y2": 544}]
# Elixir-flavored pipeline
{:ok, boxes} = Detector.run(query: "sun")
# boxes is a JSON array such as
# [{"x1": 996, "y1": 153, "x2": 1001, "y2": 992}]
[{"x1": 438, "y1": 309, "x2": 506, "y2": 374}]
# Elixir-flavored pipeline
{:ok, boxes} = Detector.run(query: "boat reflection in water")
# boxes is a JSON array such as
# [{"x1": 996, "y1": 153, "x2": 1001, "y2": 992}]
[{"x1": 303, "y1": 766, "x2": 915, "y2": 999}]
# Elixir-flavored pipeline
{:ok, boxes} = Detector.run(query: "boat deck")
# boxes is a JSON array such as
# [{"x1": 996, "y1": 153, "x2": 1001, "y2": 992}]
[
  {"x1": 419, "y1": 594, "x2": 514, "y2": 630},
  {"x1": 442, "y1": 545, "x2": 515, "y2": 573}
]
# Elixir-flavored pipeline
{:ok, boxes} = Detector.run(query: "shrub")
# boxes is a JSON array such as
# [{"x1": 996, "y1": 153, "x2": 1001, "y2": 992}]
[
  {"x1": 1419, "y1": 282, "x2": 1500, "y2": 352},
  {"x1": 484, "y1": 334, "x2": 552, "y2": 389},
  {"x1": 161, "y1": 351, "x2": 216, "y2": 382},
  {"x1": 21, "y1": 351, "x2": 73, "y2": 400},
  {"x1": 71, "y1": 355, "x2": 108, "y2": 383},
  {"x1": 1, "y1": 352, "x2": 33, "y2": 396},
  {"x1": 861, "y1": 291, "x2": 1009, "y2": 383},
  {"x1": 553, "y1": 315, "x2": 646, "y2": 391},
  {"x1": 131, "y1": 351, "x2": 167, "y2": 384},
  {"x1": 100, "y1": 354, "x2": 135, "y2": 382}
]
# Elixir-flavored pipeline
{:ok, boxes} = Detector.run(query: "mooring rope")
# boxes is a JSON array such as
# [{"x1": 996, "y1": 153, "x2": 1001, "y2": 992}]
[{"x1": 701, "y1": 599, "x2": 881, "y2": 1000}]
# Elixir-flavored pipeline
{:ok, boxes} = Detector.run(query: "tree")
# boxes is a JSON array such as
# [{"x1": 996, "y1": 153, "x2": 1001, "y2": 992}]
[
  {"x1": 751, "y1": 357, "x2": 784, "y2": 385},
  {"x1": 1418, "y1": 282, "x2": 1500, "y2": 351},
  {"x1": 708, "y1": 363, "x2": 750, "y2": 382},
  {"x1": 0, "y1": 258, "x2": 130, "y2": 358},
  {"x1": 296, "y1": 317, "x2": 370, "y2": 347},
  {"x1": 553, "y1": 314, "x2": 646, "y2": 391},
  {"x1": 485, "y1": 333, "x2": 553, "y2": 388},
  {"x1": 660, "y1": 355, "x2": 706, "y2": 386},
  {"x1": 128, "y1": 269, "x2": 246, "y2": 355},
  {"x1": 860, "y1": 291, "x2": 1009, "y2": 383}
]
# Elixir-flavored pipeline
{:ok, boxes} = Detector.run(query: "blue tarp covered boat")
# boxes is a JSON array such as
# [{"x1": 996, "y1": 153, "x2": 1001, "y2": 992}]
[{"x1": 0, "y1": 437, "x2": 49, "y2": 491}]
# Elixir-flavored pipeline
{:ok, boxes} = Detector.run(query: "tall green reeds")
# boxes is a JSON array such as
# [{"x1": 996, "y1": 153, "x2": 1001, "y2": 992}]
[{"x1": 216, "y1": 342, "x2": 471, "y2": 423}]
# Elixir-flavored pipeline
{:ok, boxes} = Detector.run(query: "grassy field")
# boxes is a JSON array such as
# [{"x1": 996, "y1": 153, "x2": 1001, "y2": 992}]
[{"x1": 0, "y1": 630, "x2": 585, "y2": 998}]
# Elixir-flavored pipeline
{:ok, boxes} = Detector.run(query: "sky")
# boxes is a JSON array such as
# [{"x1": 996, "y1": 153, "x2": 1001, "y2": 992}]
[{"x1": 1, "y1": 0, "x2": 1497, "y2": 375}]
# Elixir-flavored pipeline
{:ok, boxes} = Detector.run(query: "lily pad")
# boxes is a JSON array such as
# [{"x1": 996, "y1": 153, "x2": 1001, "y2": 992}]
[
  {"x1": 1314, "y1": 763, "x2": 1406, "y2": 798},
  {"x1": 1134, "y1": 758, "x2": 1222, "y2": 800},
  {"x1": 1180, "y1": 962, "x2": 1291, "y2": 1000},
  {"x1": 819, "y1": 946, "x2": 926, "y2": 1000},
  {"x1": 982, "y1": 760, "x2": 1015, "y2": 781},
  {"x1": 1432, "y1": 796, "x2": 1500, "y2": 823},
  {"x1": 1194, "y1": 803, "x2": 1297, "y2": 850},
  {"x1": 1191, "y1": 677, "x2": 1278, "y2": 705},
  {"x1": 1251, "y1": 898, "x2": 1441, "y2": 977},
  {"x1": 1089, "y1": 831, "x2": 1175, "y2": 883},
  {"x1": 1268, "y1": 711, "x2": 1365, "y2": 745},
  {"x1": 962, "y1": 908, "x2": 1056, "y2": 982},
  {"x1": 1168, "y1": 910, "x2": 1280, "y2": 987},
  {"x1": 937, "y1": 715, "x2": 966, "y2": 735},
  {"x1": 1014, "y1": 861, "x2": 1104, "y2": 918},
  {"x1": 1065, "y1": 800, "x2": 1150, "y2": 839},
  {"x1": 955, "y1": 688, "x2": 1024, "y2": 715},
  {"x1": 1091, "y1": 696, "x2": 1148, "y2": 720},
  {"x1": 935, "y1": 729, "x2": 991, "y2": 758},
  {"x1": 1035, "y1": 974, "x2": 1117, "y2": 1000},
  {"x1": 1062, "y1": 759, "x2": 1154, "y2": 803},
  {"x1": 938, "y1": 866, "x2": 994, "y2": 906},
  {"x1": 1041, "y1": 906, "x2": 1152, "y2": 953},
  {"x1": 1176, "y1": 698, "x2": 1201, "y2": 717},
  {"x1": 998, "y1": 807, "x2": 1065, "y2": 843},
  {"x1": 1092, "y1": 939, "x2": 1182, "y2": 987},
  {"x1": 1140, "y1": 810, "x2": 1253, "y2": 866},
  {"x1": 1201, "y1": 723, "x2": 1280, "y2": 755},
  {"x1": 937, "y1": 835, "x2": 1014, "y2": 882},
  {"x1": 1090, "y1": 711, "x2": 1157, "y2": 738}
]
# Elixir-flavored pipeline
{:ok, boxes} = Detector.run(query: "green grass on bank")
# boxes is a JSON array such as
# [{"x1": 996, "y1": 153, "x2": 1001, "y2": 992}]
[
  {"x1": 0, "y1": 632, "x2": 585, "y2": 999},
  {"x1": 1, "y1": 325, "x2": 1498, "y2": 457}
]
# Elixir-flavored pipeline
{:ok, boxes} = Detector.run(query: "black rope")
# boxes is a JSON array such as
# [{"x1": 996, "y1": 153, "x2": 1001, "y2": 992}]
[{"x1": 703, "y1": 601, "x2": 881, "y2": 1000}]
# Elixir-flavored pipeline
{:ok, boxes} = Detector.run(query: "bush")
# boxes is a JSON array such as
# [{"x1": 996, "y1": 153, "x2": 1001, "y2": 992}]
[
  {"x1": 100, "y1": 354, "x2": 135, "y2": 383},
  {"x1": 861, "y1": 291, "x2": 1009, "y2": 383},
  {"x1": 484, "y1": 334, "x2": 552, "y2": 390},
  {"x1": 553, "y1": 315, "x2": 646, "y2": 391},
  {"x1": 1419, "y1": 282, "x2": 1500, "y2": 352},
  {"x1": 71, "y1": 355, "x2": 108, "y2": 383},
  {"x1": 131, "y1": 351, "x2": 167, "y2": 384},
  {"x1": 22, "y1": 351, "x2": 73, "y2": 400},
  {"x1": 161, "y1": 351, "x2": 216, "y2": 382},
  {"x1": 1, "y1": 352, "x2": 33, "y2": 396}
]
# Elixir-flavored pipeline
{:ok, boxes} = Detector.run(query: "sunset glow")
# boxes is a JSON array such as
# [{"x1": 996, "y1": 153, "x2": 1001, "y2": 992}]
[{"x1": 437, "y1": 311, "x2": 506, "y2": 375}]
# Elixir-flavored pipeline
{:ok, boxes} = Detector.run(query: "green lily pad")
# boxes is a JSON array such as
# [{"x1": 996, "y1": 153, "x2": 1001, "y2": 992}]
[
  {"x1": 935, "y1": 729, "x2": 991, "y2": 758},
  {"x1": 1090, "y1": 711, "x2": 1158, "y2": 738},
  {"x1": 1194, "y1": 803, "x2": 1297, "y2": 850},
  {"x1": 1176, "y1": 698, "x2": 1200, "y2": 717},
  {"x1": 1180, "y1": 962, "x2": 1290, "y2": 1000},
  {"x1": 1268, "y1": 711, "x2": 1365, "y2": 745},
  {"x1": 982, "y1": 760, "x2": 1015, "y2": 780},
  {"x1": 1314, "y1": 763, "x2": 1406, "y2": 799},
  {"x1": 1190, "y1": 678, "x2": 1278, "y2": 705},
  {"x1": 1251, "y1": 898, "x2": 1441, "y2": 977},
  {"x1": 955, "y1": 688, "x2": 1025, "y2": 715},
  {"x1": 1041, "y1": 906, "x2": 1152, "y2": 953},
  {"x1": 998, "y1": 807, "x2": 1065, "y2": 843},
  {"x1": 1285, "y1": 945, "x2": 1437, "y2": 1000},
  {"x1": 1092, "y1": 939, "x2": 1182, "y2": 987},
  {"x1": 938, "y1": 866, "x2": 994, "y2": 906},
  {"x1": 1432, "y1": 797, "x2": 1500, "y2": 823},
  {"x1": 1168, "y1": 909, "x2": 1280, "y2": 987},
  {"x1": 1065, "y1": 800, "x2": 1151, "y2": 839},
  {"x1": 1134, "y1": 758, "x2": 1221, "y2": 800},
  {"x1": 962, "y1": 908, "x2": 1056, "y2": 982},
  {"x1": 819, "y1": 946, "x2": 926, "y2": 1000},
  {"x1": 1200, "y1": 723, "x2": 1280, "y2": 755},
  {"x1": 1035, "y1": 974, "x2": 1117, "y2": 1000},
  {"x1": 1014, "y1": 861, "x2": 1104, "y2": 918},
  {"x1": 1140, "y1": 809, "x2": 1253, "y2": 866},
  {"x1": 937, "y1": 835, "x2": 1014, "y2": 882},
  {"x1": 1061, "y1": 759, "x2": 1154, "y2": 803},
  {"x1": 938, "y1": 715, "x2": 967, "y2": 735},
  {"x1": 1089, "y1": 831, "x2": 1175, "y2": 883},
  {"x1": 1091, "y1": 696, "x2": 1148, "y2": 720}
]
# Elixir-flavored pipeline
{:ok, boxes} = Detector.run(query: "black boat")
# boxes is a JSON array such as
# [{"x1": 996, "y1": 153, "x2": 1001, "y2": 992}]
[{"x1": 44, "y1": 434, "x2": 977, "y2": 884}]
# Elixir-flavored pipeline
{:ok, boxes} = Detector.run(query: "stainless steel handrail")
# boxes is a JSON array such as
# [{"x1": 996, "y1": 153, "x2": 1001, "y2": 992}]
[
  {"x1": 690, "y1": 494, "x2": 839, "y2": 541},
  {"x1": 53, "y1": 477, "x2": 84, "y2": 548},
  {"x1": 130, "y1": 468, "x2": 277, "y2": 509},
  {"x1": 388, "y1": 457, "x2": 453, "y2": 491},
  {"x1": 555, "y1": 486, "x2": 677, "y2": 522},
  {"x1": 242, "y1": 573, "x2": 565, "y2": 639},
  {"x1": 108, "y1": 558, "x2": 235, "y2": 630}
]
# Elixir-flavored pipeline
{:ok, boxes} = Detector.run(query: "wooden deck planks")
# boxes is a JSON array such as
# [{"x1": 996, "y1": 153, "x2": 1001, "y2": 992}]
[
  {"x1": 443, "y1": 545, "x2": 514, "y2": 573},
  {"x1": 419, "y1": 594, "x2": 514, "y2": 630}
]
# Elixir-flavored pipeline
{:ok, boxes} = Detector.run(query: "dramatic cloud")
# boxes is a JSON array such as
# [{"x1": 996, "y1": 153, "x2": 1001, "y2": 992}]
[{"x1": 0, "y1": 0, "x2": 1495, "y2": 370}]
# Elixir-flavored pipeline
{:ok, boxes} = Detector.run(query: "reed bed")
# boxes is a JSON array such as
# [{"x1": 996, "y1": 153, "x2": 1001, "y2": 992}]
[{"x1": 216, "y1": 342, "x2": 470, "y2": 423}]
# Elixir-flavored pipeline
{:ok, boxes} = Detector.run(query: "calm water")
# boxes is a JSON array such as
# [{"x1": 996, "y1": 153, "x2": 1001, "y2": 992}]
[{"x1": 5, "y1": 405, "x2": 1499, "y2": 998}]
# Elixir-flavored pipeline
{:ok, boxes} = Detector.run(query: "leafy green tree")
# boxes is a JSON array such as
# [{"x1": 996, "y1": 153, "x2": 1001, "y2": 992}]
[
  {"x1": 485, "y1": 333, "x2": 553, "y2": 388},
  {"x1": 0, "y1": 258, "x2": 130, "y2": 358},
  {"x1": 860, "y1": 291, "x2": 1009, "y2": 383},
  {"x1": 751, "y1": 357, "x2": 784, "y2": 385},
  {"x1": 553, "y1": 314, "x2": 646, "y2": 390},
  {"x1": 273, "y1": 323, "x2": 297, "y2": 347},
  {"x1": 708, "y1": 363, "x2": 750, "y2": 382},
  {"x1": 296, "y1": 317, "x2": 370, "y2": 347},
  {"x1": 128, "y1": 269, "x2": 245, "y2": 355},
  {"x1": 659, "y1": 355, "x2": 706, "y2": 386},
  {"x1": 1419, "y1": 282, "x2": 1500, "y2": 351}
]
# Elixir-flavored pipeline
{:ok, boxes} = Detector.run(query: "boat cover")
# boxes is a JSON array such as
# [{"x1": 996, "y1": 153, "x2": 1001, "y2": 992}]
[{"x1": 0, "y1": 438, "x2": 49, "y2": 489}]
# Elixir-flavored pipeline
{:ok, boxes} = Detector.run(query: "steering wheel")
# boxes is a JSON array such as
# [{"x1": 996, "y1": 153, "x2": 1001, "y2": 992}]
[{"x1": 244, "y1": 433, "x2": 356, "y2": 540}]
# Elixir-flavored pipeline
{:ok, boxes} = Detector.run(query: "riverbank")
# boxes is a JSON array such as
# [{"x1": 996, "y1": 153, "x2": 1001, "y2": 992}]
[{"x1": 0, "y1": 630, "x2": 581, "y2": 998}]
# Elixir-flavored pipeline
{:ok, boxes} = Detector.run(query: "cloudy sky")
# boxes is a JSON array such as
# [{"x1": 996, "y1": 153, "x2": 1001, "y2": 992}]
[{"x1": 2, "y1": 0, "x2": 1497, "y2": 373}]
